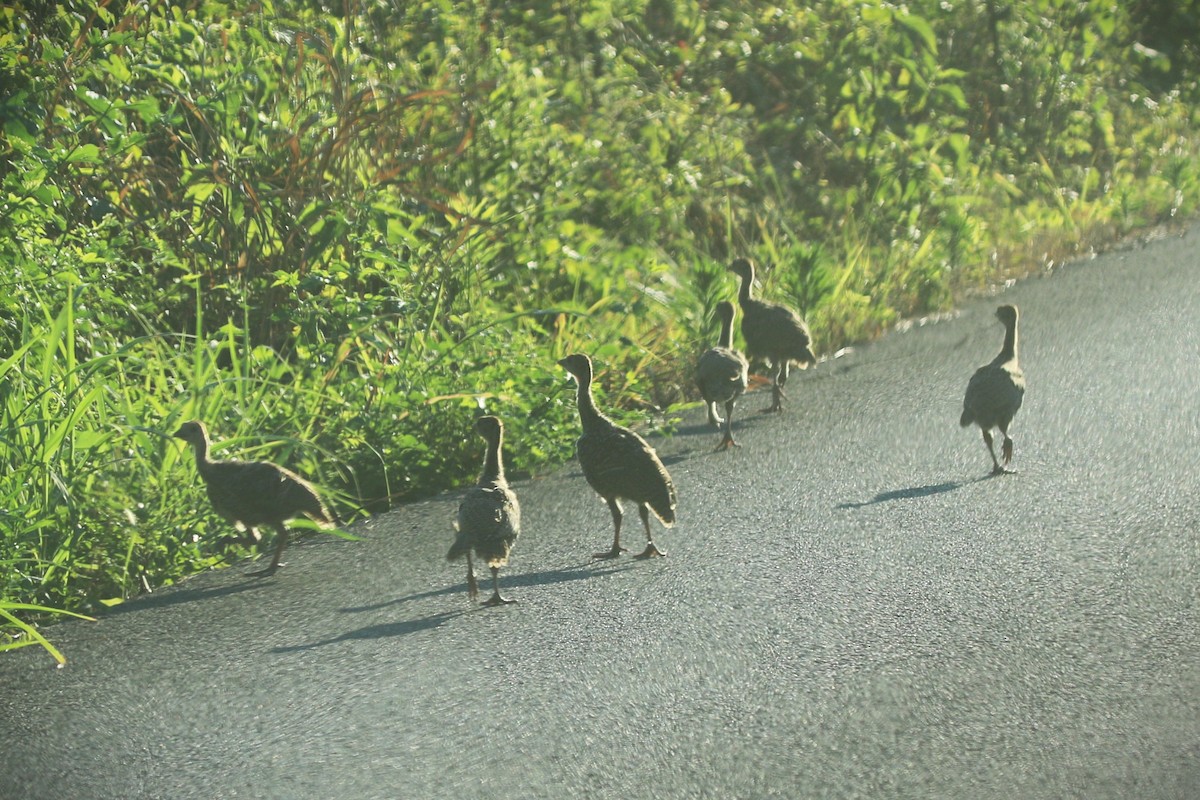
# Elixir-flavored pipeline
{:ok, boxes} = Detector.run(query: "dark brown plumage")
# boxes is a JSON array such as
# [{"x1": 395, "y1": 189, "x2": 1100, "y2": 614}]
[
  {"x1": 447, "y1": 415, "x2": 521, "y2": 606},
  {"x1": 173, "y1": 420, "x2": 335, "y2": 576},
  {"x1": 960, "y1": 304, "x2": 1026, "y2": 474},
  {"x1": 728, "y1": 257, "x2": 817, "y2": 413},
  {"x1": 558, "y1": 353, "x2": 677, "y2": 559},
  {"x1": 696, "y1": 300, "x2": 749, "y2": 450}
]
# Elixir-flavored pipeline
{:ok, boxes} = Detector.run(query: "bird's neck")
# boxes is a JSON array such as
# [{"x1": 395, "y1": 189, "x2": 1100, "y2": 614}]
[
  {"x1": 191, "y1": 438, "x2": 214, "y2": 474},
  {"x1": 481, "y1": 434, "x2": 506, "y2": 484},
  {"x1": 575, "y1": 377, "x2": 607, "y2": 430},
  {"x1": 718, "y1": 314, "x2": 735, "y2": 349},
  {"x1": 736, "y1": 273, "x2": 754, "y2": 304},
  {"x1": 998, "y1": 319, "x2": 1018, "y2": 363}
]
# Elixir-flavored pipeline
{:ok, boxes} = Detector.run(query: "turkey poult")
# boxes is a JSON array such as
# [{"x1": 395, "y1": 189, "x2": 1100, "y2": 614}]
[
  {"x1": 696, "y1": 300, "x2": 749, "y2": 450},
  {"x1": 173, "y1": 420, "x2": 336, "y2": 576},
  {"x1": 446, "y1": 415, "x2": 521, "y2": 606},
  {"x1": 558, "y1": 353, "x2": 677, "y2": 559},
  {"x1": 728, "y1": 257, "x2": 817, "y2": 413},
  {"x1": 960, "y1": 304, "x2": 1026, "y2": 474}
]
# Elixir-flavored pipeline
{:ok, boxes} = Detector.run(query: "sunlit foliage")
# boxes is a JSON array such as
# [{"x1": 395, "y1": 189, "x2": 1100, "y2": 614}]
[{"x1": 2, "y1": 0, "x2": 1197, "y2": 651}]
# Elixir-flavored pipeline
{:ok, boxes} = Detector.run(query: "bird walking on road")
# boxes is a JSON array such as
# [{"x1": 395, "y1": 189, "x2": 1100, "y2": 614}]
[
  {"x1": 960, "y1": 304, "x2": 1026, "y2": 474},
  {"x1": 558, "y1": 353, "x2": 677, "y2": 559},
  {"x1": 728, "y1": 258, "x2": 817, "y2": 413},
  {"x1": 173, "y1": 420, "x2": 336, "y2": 576},
  {"x1": 447, "y1": 415, "x2": 521, "y2": 606},
  {"x1": 696, "y1": 300, "x2": 749, "y2": 450}
]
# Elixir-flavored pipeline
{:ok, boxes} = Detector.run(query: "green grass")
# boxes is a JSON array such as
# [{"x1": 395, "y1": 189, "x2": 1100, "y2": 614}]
[{"x1": 3, "y1": 0, "x2": 1200, "y2": 664}]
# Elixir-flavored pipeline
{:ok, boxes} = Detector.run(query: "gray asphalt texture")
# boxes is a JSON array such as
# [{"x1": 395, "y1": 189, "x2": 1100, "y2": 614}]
[{"x1": 2, "y1": 229, "x2": 1198, "y2": 800}]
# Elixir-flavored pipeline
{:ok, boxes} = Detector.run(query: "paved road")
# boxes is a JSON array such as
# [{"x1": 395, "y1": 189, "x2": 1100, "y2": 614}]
[{"x1": 3, "y1": 229, "x2": 1198, "y2": 800}]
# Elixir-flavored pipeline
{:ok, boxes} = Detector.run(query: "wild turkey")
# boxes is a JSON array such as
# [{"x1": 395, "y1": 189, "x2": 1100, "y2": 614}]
[
  {"x1": 960, "y1": 304, "x2": 1026, "y2": 474},
  {"x1": 446, "y1": 415, "x2": 521, "y2": 606},
  {"x1": 695, "y1": 300, "x2": 749, "y2": 450},
  {"x1": 558, "y1": 353, "x2": 677, "y2": 559},
  {"x1": 728, "y1": 257, "x2": 817, "y2": 413},
  {"x1": 173, "y1": 420, "x2": 335, "y2": 575}
]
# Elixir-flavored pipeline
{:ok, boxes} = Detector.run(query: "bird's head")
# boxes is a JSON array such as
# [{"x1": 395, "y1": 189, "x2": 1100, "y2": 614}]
[
  {"x1": 728, "y1": 258, "x2": 754, "y2": 281},
  {"x1": 995, "y1": 304, "x2": 1019, "y2": 327},
  {"x1": 172, "y1": 420, "x2": 208, "y2": 446},
  {"x1": 475, "y1": 414, "x2": 503, "y2": 442},
  {"x1": 715, "y1": 300, "x2": 736, "y2": 324},
  {"x1": 556, "y1": 353, "x2": 593, "y2": 384}
]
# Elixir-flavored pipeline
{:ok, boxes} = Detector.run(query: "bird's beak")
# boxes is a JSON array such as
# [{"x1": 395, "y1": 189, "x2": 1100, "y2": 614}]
[{"x1": 556, "y1": 359, "x2": 578, "y2": 384}]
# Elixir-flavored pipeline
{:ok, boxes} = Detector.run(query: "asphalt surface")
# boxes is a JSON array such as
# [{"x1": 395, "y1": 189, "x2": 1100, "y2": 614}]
[{"x1": 2, "y1": 228, "x2": 1198, "y2": 800}]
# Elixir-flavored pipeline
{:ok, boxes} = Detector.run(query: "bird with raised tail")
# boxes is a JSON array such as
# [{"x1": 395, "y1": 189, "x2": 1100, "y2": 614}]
[
  {"x1": 696, "y1": 300, "x2": 749, "y2": 450},
  {"x1": 960, "y1": 304, "x2": 1026, "y2": 474},
  {"x1": 558, "y1": 353, "x2": 677, "y2": 559},
  {"x1": 727, "y1": 257, "x2": 816, "y2": 413},
  {"x1": 447, "y1": 415, "x2": 521, "y2": 606},
  {"x1": 173, "y1": 420, "x2": 336, "y2": 576}
]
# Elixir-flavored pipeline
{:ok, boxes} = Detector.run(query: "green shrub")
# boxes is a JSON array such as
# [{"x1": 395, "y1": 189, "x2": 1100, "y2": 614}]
[{"x1": 1, "y1": 0, "x2": 1198, "y2": 653}]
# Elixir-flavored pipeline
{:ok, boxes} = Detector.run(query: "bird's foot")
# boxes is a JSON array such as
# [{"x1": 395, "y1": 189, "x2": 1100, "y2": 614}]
[
  {"x1": 482, "y1": 593, "x2": 517, "y2": 607},
  {"x1": 990, "y1": 464, "x2": 1017, "y2": 476},
  {"x1": 250, "y1": 562, "x2": 284, "y2": 578},
  {"x1": 761, "y1": 387, "x2": 786, "y2": 413},
  {"x1": 592, "y1": 545, "x2": 628, "y2": 560},
  {"x1": 714, "y1": 434, "x2": 741, "y2": 451},
  {"x1": 633, "y1": 543, "x2": 667, "y2": 559}
]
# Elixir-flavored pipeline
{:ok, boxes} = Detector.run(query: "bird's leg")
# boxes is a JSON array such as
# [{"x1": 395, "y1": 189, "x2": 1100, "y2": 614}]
[
  {"x1": 1001, "y1": 434, "x2": 1016, "y2": 472},
  {"x1": 251, "y1": 523, "x2": 289, "y2": 576},
  {"x1": 763, "y1": 362, "x2": 788, "y2": 413},
  {"x1": 633, "y1": 504, "x2": 667, "y2": 559},
  {"x1": 706, "y1": 401, "x2": 724, "y2": 428},
  {"x1": 982, "y1": 430, "x2": 1007, "y2": 475},
  {"x1": 481, "y1": 566, "x2": 516, "y2": 606},
  {"x1": 715, "y1": 399, "x2": 741, "y2": 451},
  {"x1": 465, "y1": 552, "x2": 479, "y2": 602},
  {"x1": 594, "y1": 498, "x2": 628, "y2": 559}
]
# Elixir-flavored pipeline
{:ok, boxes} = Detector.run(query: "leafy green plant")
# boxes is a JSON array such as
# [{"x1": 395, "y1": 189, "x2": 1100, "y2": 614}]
[
  {"x1": 0, "y1": 601, "x2": 94, "y2": 666},
  {"x1": 1, "y1": 0, "x2": 1198, "y2": 648}
]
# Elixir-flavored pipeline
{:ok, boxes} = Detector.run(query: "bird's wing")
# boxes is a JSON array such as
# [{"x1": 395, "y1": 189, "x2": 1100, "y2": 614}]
[
  {"x1": 697, "y1": 347, "x2": 749, "y2": 399},
  {"x1": 578, "y1": 427, "x2": 676, "y2": 523},
  {"x1": 962, "y1": 363, "x2": 1024, "y2": 426},
  {"x1": 454, "y1": 483, "x2": 520, "y2": 564}
]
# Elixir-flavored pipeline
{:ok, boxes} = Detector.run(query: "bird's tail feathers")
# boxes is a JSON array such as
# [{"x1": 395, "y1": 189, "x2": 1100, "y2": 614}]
[
  {"x1": 303, "y1": 502, "x2": 337, "y2": 528},
  {"x1": 665, "y1": 481, "x2": 679, "y2": 526},
  {"x1": 649, "y1": 495, "x2": 677, "y2": 527},
  {"x1": 447, "y1": 526, "x2": 471, "y2": 562}
]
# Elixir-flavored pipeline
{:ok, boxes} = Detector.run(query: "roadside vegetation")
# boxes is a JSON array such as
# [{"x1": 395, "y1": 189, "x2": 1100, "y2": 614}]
[{"x1": 2, "y1": 0, "x2": 1198, "y2": 656}]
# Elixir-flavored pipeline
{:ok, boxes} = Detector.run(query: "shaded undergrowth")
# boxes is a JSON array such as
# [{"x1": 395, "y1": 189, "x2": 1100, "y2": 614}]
[{"x1": 2, "y1": 0, "x2": 1199, "y2": 658}]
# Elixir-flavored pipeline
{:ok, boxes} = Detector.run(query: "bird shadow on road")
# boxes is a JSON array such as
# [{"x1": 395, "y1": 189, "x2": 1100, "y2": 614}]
[
  {"x1": 101, "y1": 579, "x2": 268, "y2": 616},
  {"x1": 269, "y1": 609, "x2": 466, "y2": 653},
  {"x1": 658, "y1": 451, "x2": 698, "y2": 467},
  {"x1": 836, "y1": 476, "x2": 991, "y2": 509},
  {"x1": 672, "y1": 406, "x2": 779, "y2": 436},
  {"x1": 671, "y1": 421, "x2": 723, "y2": 438},
  {"x1": 337, "y1": 561, "x2": 638, "y2": 614}
]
